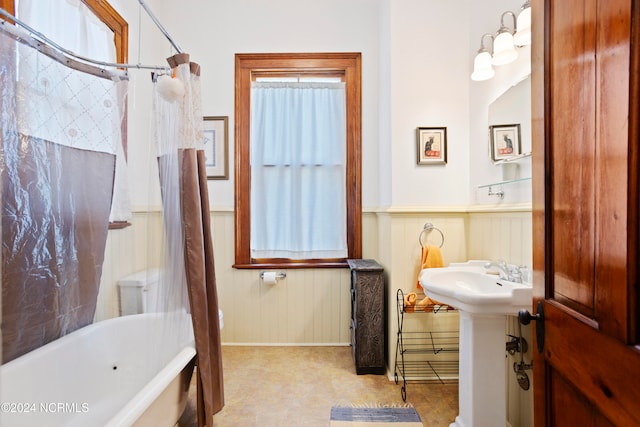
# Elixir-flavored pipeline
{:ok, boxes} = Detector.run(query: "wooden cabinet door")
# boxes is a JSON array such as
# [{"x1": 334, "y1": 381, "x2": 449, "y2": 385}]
[{"x1": 531, "y1": 0, "x2": 640, "y2": 425}]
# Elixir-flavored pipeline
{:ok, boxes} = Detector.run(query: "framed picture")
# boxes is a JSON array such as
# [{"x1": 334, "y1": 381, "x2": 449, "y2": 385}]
[
  {"x1": 202, "y1": 116, "x2": 229, "y2": 179},
  {"x1": 416, "y1": 127, "x2": 447, "y2": 165},
  {"x1": 490, "y1": 124, "x2": 521, "y2": 162}
]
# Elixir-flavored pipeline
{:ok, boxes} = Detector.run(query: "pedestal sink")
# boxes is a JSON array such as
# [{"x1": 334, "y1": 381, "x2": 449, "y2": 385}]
[{"x1": 419, "y1": 260, "x2": 532, "y2": 427}]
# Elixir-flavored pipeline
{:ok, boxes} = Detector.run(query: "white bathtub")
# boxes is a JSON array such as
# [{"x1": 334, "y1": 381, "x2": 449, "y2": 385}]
[{"x1": 0, "y1": 313, "x2": 196, "y2": 427}]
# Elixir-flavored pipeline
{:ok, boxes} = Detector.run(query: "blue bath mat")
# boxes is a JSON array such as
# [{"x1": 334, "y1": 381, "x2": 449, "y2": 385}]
[{"x1": 330, "y1": 404, "x2": 423, "y2": 426}]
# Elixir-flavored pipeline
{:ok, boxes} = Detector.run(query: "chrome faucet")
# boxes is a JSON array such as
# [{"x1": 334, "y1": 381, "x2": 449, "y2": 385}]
[
  {"x1": 484, "y1": 260, "x2": 509, "y2": 279},
  {"x1": 484, "y1": 261, "x2": 523, "y2": 283}
]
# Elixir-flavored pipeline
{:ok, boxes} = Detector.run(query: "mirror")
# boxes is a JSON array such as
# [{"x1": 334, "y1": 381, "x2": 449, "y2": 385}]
[
  {"x1": 488, "y1": 75, "x2": 531, "y2": 156},
  {"x1": 488, "y1": 75, "x2": 532, "y2": 178}
]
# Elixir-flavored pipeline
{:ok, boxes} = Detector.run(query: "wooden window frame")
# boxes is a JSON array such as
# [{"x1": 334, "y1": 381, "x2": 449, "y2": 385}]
[
  {"x1": 82, "y1": 0, "x2": 128, "y2": 65},
  {"x1": 234, "y1": 52, "x2": 362, "y2": 269},
  {"x1": 0, "y1": 0, "x2": 14, "y2": 20}
]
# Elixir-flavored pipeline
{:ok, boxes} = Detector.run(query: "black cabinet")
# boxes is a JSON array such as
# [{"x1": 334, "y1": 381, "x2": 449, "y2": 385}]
[{"x1": 348, "y1": 259, "x2": 385, "y2": 375}]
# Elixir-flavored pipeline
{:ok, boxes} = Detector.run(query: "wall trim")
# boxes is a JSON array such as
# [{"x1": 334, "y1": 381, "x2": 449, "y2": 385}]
[
  {"x1": 373, "y1": 205, "x2": 469, "y2": 214},
  {"x1": 465, "y1": 202, "x2": 532, "y2": 213},
  {"x1": 368, "y1": 203, "x2": 532, "y2": 214},
  {"x1": 222, "y1": 342, "x2": 350, "y2": 347},
  {"x1": 131, "y1": 205, "x2": 236, "y2": 213},
  {"x1": 130, "y1": 203, "x2": 532, "y2": 215}
]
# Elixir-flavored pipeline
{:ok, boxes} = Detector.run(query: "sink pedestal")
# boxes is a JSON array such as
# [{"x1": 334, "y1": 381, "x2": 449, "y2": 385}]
[
  {"x1": 451, "y1": 311, "x2": 507, "y2": 427},
  {"x1": 418, "y1": 262, "x2": 532, "y2": 427}
]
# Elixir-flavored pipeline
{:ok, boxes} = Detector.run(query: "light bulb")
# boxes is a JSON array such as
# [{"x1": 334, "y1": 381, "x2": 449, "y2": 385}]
[
  {"x1": 514, "y1": 6, "x2": 531, "y2": 46},
  {"x1": 471, "y1": 51, "x2": 495, "y2": 81},
  {"x1": 492, "y1": 31, "x2": 518, "y2": 66}
]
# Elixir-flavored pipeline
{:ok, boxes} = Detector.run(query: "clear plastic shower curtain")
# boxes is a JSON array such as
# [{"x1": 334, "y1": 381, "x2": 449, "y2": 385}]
[
  {"x1": 0, "y1": 23, "x2": 126, "y2": 363},
  {"x1": 152, "y1": 53, "x2": 224, "y2": 425}
]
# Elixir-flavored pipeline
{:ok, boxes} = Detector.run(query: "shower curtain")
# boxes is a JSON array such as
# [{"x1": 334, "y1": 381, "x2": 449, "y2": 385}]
[
  {"x1": 0, "y1": 22, "x2": 126, "y2": 362},
  {"x1": 153, "y1": 53, "x2": 224, "y2": 425}
]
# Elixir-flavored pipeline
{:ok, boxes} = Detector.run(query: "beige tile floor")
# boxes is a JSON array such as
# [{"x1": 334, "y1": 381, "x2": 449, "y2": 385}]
[{"x1": 178, "y1": 346, "x2": 458, "y2": 427}]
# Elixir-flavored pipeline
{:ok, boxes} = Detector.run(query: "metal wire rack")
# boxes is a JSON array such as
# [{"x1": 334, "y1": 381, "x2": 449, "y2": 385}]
[{"x1": 394, "y1": 289, "x2": 459, "y2": 401}]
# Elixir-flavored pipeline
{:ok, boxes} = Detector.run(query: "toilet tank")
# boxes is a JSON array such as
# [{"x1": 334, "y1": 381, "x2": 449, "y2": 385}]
[{"x1": 118, "y1": 269, "x2": 161, "y2": 315}]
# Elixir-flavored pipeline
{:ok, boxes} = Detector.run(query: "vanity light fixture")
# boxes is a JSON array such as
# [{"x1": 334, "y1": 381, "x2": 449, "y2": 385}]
[
  {"x1": 471, "y1": 3, "x2": 531, "y2": 81},
  {"x1": 492, "y1": 11, "x2": 518, "y2": 66},
  {"x1": 514, "y1": 1, "x2": 532, "y2": 47},
  {"x1": 471, "y1": 33, "x2": 495, "y2": 81}
]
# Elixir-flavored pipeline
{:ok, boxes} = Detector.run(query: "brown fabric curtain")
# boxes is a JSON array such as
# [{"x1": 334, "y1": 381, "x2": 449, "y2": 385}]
[
  {"x1": 156, "y1": 53, "x2": 224, "y2": 426},
  {"x1": 179, "y1": 149, "x2": 224, "y2": 424}
]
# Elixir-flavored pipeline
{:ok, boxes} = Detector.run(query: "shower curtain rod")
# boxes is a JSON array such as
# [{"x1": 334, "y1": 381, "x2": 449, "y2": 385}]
[
  {"x1": 137, "y1": 0, "x2": 183, "y2": 54},
  {"x1": 0, "y1": 8, "x2": 172, "y2": 74}
]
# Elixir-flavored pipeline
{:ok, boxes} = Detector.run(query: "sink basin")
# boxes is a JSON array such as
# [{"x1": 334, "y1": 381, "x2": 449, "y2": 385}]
[{"x1": 419, "y1": 261, "x2": 532, "y2": 315}]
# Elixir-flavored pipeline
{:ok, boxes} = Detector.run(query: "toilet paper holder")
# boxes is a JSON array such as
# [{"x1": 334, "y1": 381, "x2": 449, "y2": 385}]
[{"x1": 260, "y1": 271, "x2": 287, "y2": 280}]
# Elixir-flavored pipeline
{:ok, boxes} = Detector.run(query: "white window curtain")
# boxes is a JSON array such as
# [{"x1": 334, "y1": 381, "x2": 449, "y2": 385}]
[
  {"x1": 17, "y1": 0, "x2": 131, "y2": 222},
  {"x1": 250, "y1": 81, "x2": 348, "y2": 259},
  {"x1": 17, "y1": 0, "x2": 116, "y2": 63}
]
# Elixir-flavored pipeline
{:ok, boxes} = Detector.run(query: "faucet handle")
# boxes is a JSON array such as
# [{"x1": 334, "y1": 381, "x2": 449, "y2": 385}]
[
  {"x1": 506, "y1": 265, "x2": 527, "y2": 283},
  {"x1": 517, "y1": 265, "x2": 531, "y2": 283},
  {"x1": 509, "y1": 270, "x2": 522, "y2": 283}
]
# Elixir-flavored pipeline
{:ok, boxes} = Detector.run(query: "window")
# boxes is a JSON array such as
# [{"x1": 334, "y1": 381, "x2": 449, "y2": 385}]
[{"x1": 234, "y1": 53, "x2": 362, "y2": 268}]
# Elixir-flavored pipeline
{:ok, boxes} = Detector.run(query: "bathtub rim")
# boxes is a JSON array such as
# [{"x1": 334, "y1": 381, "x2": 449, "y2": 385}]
[
  {"x1": 0, "y1": 312, "x2": 192, "y2": 368},
  {"x1": 105, "y1": 345, "x2": 196, "y2": 427}
]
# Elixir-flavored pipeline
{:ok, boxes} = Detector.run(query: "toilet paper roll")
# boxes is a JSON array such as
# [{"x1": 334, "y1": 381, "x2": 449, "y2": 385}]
[{"x1": 262, "y1": 271, "x2": 277, "y2": 285}]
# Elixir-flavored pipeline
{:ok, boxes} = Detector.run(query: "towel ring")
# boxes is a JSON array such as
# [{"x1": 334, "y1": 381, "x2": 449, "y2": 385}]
[{"x1": 419, "y1": 222, "x2": 444, "y2": 248}]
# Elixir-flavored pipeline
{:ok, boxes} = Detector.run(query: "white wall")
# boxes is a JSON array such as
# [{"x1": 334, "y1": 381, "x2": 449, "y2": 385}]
[{"x1": 385, "y1": 0, "x2": 471, "y2": 207}]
